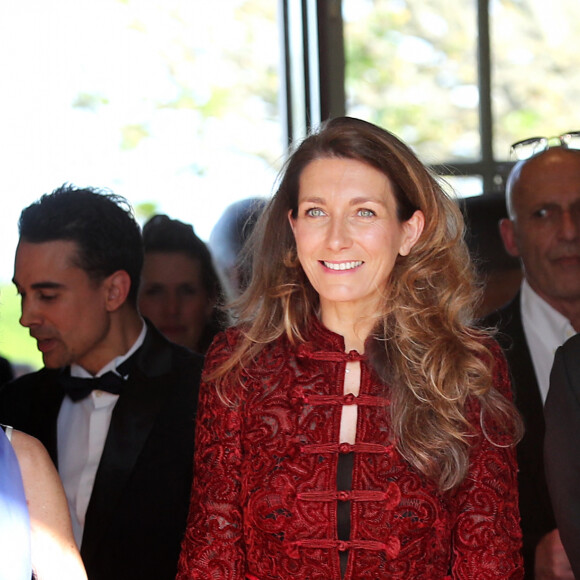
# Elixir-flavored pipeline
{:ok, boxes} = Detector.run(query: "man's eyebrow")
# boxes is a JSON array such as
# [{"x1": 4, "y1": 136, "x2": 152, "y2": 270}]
[{"x1": 11, "y1": 280, "x2": 65, "y2": 291}]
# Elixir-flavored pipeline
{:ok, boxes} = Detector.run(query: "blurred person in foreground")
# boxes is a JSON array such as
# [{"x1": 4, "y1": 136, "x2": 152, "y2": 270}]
[
  {"x1": 177, "y1": 117, "x2": 524, "y2": 579},
  {"x1": 0, "y1": 185, "x2": 203, "y2": 580},
  {"x1": 140, "y1": 214, "x2": 226, "y2": 354},
  {"x1": 0, "y1": 424, "x2": 86, "y2": 580},
  {"x1": 544, "y1": 333, "x2": 580, "y2": 578},
  {"x1": 483, "y1": 135, "x2": 580, "y2": 579}
]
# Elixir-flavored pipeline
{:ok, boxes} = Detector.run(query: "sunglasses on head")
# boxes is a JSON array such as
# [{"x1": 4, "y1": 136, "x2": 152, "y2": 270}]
[{"x1": 510, "y1": 131, "x2": 580, "y2": 161}]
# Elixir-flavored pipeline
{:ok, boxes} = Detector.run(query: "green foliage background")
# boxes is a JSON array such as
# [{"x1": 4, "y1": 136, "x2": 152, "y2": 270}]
[{"x1": 0, "y1": 283, "x2": 42, "y2": 374}]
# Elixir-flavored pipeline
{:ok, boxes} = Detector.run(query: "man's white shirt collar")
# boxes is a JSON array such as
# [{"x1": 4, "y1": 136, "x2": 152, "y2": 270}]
[
  {"x1": 70, "y1": 319, "x2": 147, "y2": 379},
  {"x1": 520, "y1": 280, "x2": 576, "y2": 404}
]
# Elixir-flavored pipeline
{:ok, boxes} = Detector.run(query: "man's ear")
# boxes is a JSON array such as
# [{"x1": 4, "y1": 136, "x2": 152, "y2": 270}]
[
  {"x1": 499, "y1": 218, "x2": 520, "y2": 258},
  {"x1": 104, "y1": 270, "x2": 131, "y2": 312}
]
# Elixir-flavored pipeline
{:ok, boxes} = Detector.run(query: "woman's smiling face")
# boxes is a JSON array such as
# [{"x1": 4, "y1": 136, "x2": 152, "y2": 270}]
[{"x1": 289, "y1": 157, "x2": 423, "y2": 318}]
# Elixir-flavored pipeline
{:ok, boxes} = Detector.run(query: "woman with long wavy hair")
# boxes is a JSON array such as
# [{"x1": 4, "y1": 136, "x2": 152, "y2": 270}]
[{"x1": 177, "y1": 117, "x2": 524, "y2": 579}]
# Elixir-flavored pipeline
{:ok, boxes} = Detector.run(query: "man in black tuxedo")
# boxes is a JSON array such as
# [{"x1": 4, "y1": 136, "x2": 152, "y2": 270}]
[
  {"x1": 0, "y1": 185, "x2": 203, "y2": 580},
  {"x1": 545, "y1": 333, "x2": 580, "y2": 578},
  {"x1": 483, "y1": 144, "x2": 580, "y2": 579}
]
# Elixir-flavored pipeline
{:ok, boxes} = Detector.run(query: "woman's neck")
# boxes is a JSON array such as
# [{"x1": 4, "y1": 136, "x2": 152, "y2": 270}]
[{"x1": 320, "y1": 304, "x2": 377, "y2": 353}]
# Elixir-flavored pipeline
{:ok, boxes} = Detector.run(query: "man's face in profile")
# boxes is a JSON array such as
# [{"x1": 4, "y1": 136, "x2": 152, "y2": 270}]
[{"x1": 13, "y1": 239, "x2": 111, "y2": 372}]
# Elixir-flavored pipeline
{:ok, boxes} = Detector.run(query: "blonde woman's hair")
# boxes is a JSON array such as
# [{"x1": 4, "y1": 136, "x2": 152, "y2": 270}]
[{"x1": 209, "y1": 116, "x2": 522, "y2": 491}]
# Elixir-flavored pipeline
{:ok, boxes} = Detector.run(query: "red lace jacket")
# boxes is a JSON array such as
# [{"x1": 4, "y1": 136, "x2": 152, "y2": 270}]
[{"x1": 177, "y1": 321, "x2": 523, "y2": 579}]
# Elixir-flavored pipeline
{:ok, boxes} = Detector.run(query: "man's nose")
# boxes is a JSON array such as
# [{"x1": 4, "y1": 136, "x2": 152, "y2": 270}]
[
  {"x1": 19, "y1": 298, "x2": 40, "y2": 328},
  {"x1": 559, "y1": 210, "x2": 579, "y2": 241}
]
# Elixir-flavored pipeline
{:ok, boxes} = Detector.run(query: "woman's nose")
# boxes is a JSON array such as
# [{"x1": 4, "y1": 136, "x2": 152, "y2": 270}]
[
  {"x1": 326, "y1": 217, "x2": 352, "y2": 251},
  {"x1": 165, "y1": 293, "x2": 181, "y2": 316}
]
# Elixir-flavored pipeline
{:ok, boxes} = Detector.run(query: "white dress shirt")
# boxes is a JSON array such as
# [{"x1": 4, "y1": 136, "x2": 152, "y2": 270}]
[
  {"x1": 520, "y1": 280, "x2": 576, "y2": 404},
  {"x1": 57, "y1": 321, "x2": 147, "y2": 547}
]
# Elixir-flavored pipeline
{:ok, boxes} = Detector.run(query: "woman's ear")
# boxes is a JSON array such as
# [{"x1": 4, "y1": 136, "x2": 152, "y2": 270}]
[
  {"x1": 288, "y1": 209, "x2": 296, "y2": 235},
  {"x1": 399, "y1": 210, "x2": 425, "y2": 256},
  {"x1": 104, "y1": 270, "x2": 132, "y2": 312}
]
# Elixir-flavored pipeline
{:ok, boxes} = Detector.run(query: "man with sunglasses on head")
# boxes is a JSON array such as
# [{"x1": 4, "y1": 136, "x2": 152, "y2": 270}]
[{"x1": 484, "y1": 134, "x2": 580, "y2": 580}]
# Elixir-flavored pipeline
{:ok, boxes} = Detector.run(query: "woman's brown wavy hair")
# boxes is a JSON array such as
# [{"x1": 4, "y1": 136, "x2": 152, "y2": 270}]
[{"x1": 209, "y1": 116, "x2": 522, "y2": 491}]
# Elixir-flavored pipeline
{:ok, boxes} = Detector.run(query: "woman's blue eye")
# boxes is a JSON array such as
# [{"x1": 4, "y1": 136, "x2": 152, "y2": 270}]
[
  {"x1": 306, "y1": 208, "x2": 325, "y2": 217},
  {"x1": 358, "y1": 209, "x2": 375, "y2": 217}
]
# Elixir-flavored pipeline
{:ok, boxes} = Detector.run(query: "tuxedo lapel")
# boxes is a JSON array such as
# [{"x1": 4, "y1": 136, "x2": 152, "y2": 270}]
[
  {"x1": 565, "y1": 336, "x2": 580, "y2": 397},
  {"x1": 81, "y1": 324, "x2": 174, "y2": 561}
]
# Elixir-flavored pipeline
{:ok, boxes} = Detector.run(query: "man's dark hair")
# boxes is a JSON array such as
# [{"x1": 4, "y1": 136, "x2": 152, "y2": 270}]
[{"x1": 18, "y1": 183, "x2": 144, "y2": 306}]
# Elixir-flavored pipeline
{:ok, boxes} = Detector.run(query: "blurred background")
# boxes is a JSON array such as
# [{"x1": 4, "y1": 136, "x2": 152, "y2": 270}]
[{"x1": 1, "y1": 0, "x2": 578, "y2": 372}]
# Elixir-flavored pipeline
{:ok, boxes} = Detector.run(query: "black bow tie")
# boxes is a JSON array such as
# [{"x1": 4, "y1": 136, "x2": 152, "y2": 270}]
[{"x1": 60, "y1": 370, "x2": 128, "y2": 402}]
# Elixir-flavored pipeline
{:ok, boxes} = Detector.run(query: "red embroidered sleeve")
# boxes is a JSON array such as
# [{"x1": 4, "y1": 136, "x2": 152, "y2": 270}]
[
  {"x1": 176, "y1": 330, "x2": 246, "y2": 580},
  {"x1": 451, "y1": 343, "x2": 524, "y2": 578}
]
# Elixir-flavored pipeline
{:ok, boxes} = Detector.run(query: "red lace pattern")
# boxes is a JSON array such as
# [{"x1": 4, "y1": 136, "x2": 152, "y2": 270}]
[{"x1": 177, "y1": 322, "x2": 523, "y2": 579}]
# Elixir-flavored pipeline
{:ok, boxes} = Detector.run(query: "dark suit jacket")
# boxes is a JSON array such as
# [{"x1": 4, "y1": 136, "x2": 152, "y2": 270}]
[
  {"x1": 0, "y1": 355, "x2": 14, "y2": 386},
  {"x1": 544, "y1": 333, "x2": 580, "y2": 578},
  {"x1": 0, "y1": 322, "x2": 203, "y2": 580},
  {"x1": 483, "y1": 293, "x2": 556, "y2": 578}
]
